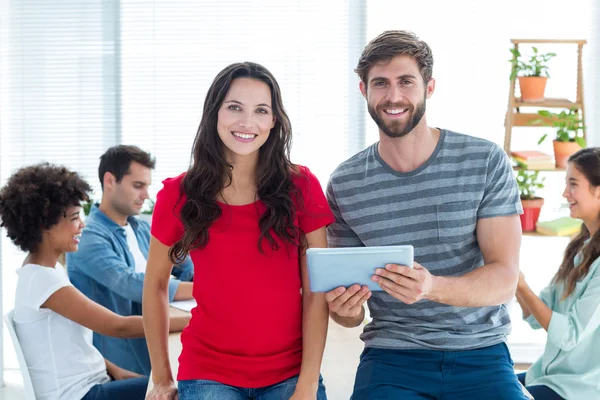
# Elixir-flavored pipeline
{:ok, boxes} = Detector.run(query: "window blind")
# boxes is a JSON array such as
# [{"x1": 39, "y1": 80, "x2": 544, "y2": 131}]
[
  {"x1": 0, "y1": 0, "x2": 366, "y2": 374},
  {"x1": 0, "y1": 0, "x2": 119, "y2": 371},
  {"x1": 120, "y1": 0, "x2": 365, "y2": 195}
]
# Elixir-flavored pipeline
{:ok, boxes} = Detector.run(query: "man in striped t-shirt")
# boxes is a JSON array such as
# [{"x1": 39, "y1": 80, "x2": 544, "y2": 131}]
[{"x1": 325, "y1": 31, "x2": 529, "y2": 399}]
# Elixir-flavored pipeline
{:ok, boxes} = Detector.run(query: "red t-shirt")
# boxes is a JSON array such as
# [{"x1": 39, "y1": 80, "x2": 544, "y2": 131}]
[{"x1": 151, "y1": 165, "x2": 334, "y2": 388}]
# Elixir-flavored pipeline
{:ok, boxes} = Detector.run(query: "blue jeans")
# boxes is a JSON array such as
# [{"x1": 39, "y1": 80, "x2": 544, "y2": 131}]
[
  {"x1": 81, "y1": 376, "x2": 149, "y2": 400},
  {"x1": 352, "y1": 343, "x2": 529, "y2": 399},
  {"x1": 517, "y1": 372, "x2": 564, "y2": 400},
  {"x1": 178, "y1": 374, "x2": 327, "y2": 400}
]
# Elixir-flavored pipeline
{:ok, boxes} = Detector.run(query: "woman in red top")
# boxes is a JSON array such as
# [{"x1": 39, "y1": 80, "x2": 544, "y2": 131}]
[{"x1": 143, "y1": 62, "x2": 334, "y2": 400}]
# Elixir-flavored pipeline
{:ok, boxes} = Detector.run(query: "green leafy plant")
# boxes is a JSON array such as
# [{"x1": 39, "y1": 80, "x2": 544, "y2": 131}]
[
  {"x1": 535, "y1": 108, "x2": 586, "y2": 147},
  {"x1": 515, "y1": 166, "x2": 545, "y2": 200},
  {"x1": 509, "y1": 47, "x2": 556, "y2": 80},
  {"x1": 141, "y1": 198, "x2": 155, "y2": 215},
  {"x1": 82, "y1": 198, "x2": 95, "y2": 216}
]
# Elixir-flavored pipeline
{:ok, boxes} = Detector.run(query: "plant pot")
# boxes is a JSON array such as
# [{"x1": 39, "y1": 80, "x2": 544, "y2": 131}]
[
  {"x1": 553, "y1": 140, "x2": 582, "y2": 169},
  {"x1": 518, "y1": 76, "x2": 547, "y2": 102},
  {"x1": 520, "y1": 197, "x2": 544, "y2": 232}
]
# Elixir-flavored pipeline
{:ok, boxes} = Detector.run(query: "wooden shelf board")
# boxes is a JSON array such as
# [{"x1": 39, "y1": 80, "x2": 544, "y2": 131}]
[
  {"x1": 510, "y1": 39, "x2": 587, "y2": 45},
  {"x1": 512, "y1": 166, "x2": 565, "y2": 172},
  {"x1": 510, "y1": 112, "x2": 562, "y2": 127},
  {"x1": 513, "y1": 98, "x2": 581, "y2": 109},
  {"x1": 522, "y1": 231, "x2": 572, "y2": 237}
]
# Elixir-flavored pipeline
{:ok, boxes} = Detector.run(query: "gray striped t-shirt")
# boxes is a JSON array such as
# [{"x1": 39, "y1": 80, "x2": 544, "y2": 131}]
[{"x1": 326, "y1": 129, "x2": 523, "y2": 351}]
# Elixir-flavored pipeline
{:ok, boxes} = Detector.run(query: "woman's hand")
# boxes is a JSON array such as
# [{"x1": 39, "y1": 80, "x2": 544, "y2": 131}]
[
  {"x1": 289, "y1": 380, "x2": 318, "y2": 400},
  {"x1": 110, "y1": 366, "x2": 144, "y2": 381},
  {"x1": 105, "y1": 358, "x2": 144, "y2": 381},
  {"x1": 289, "y1": 390, "x2": 316, "y2": 400},
  {"x1": 146, "y1": 382, "x2": 178, "y2": 400}
]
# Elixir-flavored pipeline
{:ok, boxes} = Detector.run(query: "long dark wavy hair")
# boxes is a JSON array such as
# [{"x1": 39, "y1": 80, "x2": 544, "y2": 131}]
[
  {"x1": 554, "y1": 147, "x2": 600, "y2": 299},
  {"x1": 169, "y1": 62, "x2": 302, "y2": 263}
]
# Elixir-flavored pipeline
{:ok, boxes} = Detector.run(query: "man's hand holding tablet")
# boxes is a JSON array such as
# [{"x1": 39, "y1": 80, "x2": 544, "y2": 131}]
[
  {"x1": 307, "y1": 245, "x2": 416, "y2": 327},
  {"x1": 371, "y1": 262, "x2": 435, "y2": 305},
  {"x1": 324, "y1": 261, "x2": 436, "y2": 327}
]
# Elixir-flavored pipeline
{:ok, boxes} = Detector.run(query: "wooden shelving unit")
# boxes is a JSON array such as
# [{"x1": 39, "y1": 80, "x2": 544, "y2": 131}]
[
  {"x1": 522, "y1": 231, "x2": 573, "y2": 238},
  {"x1": 505, "y1": 39, "x2": 587, "y2": 237},
  {"x1": 504, "y1": 39, "x2": 587, "y2": 155}
]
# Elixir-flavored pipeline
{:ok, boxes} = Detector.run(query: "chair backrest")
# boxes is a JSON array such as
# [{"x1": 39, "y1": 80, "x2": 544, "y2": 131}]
[{"x1": 4, "y1": 310, "x2": 37, "y2": 400}]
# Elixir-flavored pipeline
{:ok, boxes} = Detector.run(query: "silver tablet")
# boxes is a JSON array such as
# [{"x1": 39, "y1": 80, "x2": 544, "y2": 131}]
[{"x1": 306, "y1": 245, "x2": 414, "y2": 293}]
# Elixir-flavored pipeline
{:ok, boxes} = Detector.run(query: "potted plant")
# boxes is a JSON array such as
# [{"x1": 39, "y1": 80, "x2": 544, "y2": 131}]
[
  {"x1": 536, "y1": 108, "x2": 585, "y2": 168},
  {"x1": 515, "y1": 166, "x2": 545, "y2": 232},
  {"x1": 509, "y1": 46, "x2": 556, "y2": 102},
  {"x1": 82, "y1": 198, "x2": 96, "y2": 218}
]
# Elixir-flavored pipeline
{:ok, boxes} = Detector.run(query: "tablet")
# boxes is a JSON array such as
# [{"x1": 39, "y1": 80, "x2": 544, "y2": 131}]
[{"x1": 306, "y1": 245, "x2": 414, "y2": 293}]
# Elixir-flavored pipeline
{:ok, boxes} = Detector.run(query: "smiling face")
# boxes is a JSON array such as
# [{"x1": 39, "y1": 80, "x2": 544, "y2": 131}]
[
  {"x1": 44, "y1": 205, "x2": 85, "y2": 254},
  {"x1": 360, "y1": 55, "x2": 434, "y2": 139},
  {"x1": 563, "y1": 162, "x2": 600, "y2": 223},
  {"x1": 216, "y1": 77, "x2": 276, "y2": 162}
]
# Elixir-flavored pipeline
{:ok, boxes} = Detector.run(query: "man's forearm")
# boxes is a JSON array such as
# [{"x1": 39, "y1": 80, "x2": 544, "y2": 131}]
[
  {"x1": 330, "y1": 305, "x2": 365, "y2": 328},
  {"x1": 172, "y1": 257, "x2": 194, "y2": 282},
  {"x1": 168, "y1": 315, "x2": 191, "y2": 333},
  {"x1": 429, "y1": 262, "x2": 518, "y2": 307},
  {"x1": 173, "y1": 281, "x2": 194, "y2": 301}
]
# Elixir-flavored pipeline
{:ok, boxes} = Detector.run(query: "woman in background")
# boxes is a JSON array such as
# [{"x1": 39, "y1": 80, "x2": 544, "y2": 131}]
[
  {"x1": 143, "y1": 62, "x2": 333, "y2": 400},
  {"x1": 516, "y1": 147, "x2": 600, "y2": 400},
  {"x1": 0, "y1": 163, "x2": 189, "y2": 400}
]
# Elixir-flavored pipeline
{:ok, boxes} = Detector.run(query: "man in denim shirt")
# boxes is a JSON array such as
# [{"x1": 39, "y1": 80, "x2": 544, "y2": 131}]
[{"x1": 67, "y1": 145, "x2": 194, "y2": 375}]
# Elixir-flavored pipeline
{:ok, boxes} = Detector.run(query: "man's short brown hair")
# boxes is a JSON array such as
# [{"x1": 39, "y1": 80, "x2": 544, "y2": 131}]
[
  {"x1": 98, "y1": 145, "x2": 156, "y2": 190},
  {"x1": 355, "y1": 30, "x2": 434, "y2": 85}
]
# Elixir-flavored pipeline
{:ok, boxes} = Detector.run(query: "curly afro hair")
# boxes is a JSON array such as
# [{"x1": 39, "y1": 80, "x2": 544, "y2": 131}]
[{"x1": 0, "y1": 163, "x2": 91, "y2": 253}]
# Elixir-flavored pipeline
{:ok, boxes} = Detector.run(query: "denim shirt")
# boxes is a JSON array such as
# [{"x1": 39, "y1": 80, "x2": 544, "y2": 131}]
[{"x1": 66, "y1": 205, "x2": 194, "y2": 375}]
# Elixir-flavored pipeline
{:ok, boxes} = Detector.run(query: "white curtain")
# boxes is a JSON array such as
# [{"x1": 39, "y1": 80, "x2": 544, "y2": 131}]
[{"x1": 0, "y1": 0, "x2": 120, "y2": 376}]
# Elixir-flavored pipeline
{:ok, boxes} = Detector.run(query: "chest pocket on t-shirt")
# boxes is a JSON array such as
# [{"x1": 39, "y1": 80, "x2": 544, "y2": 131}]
[{"x1": 436, "y1": 201, "x2": 478, "y2": 243}]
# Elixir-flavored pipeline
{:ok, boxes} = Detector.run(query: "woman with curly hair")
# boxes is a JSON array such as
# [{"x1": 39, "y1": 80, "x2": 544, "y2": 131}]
[
  {"x1": 0, "y1": 163, "x2": 189, "y2": 400},
  {"x1": 143, "y1": 62, "x2": 334, "y2": 400}
]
